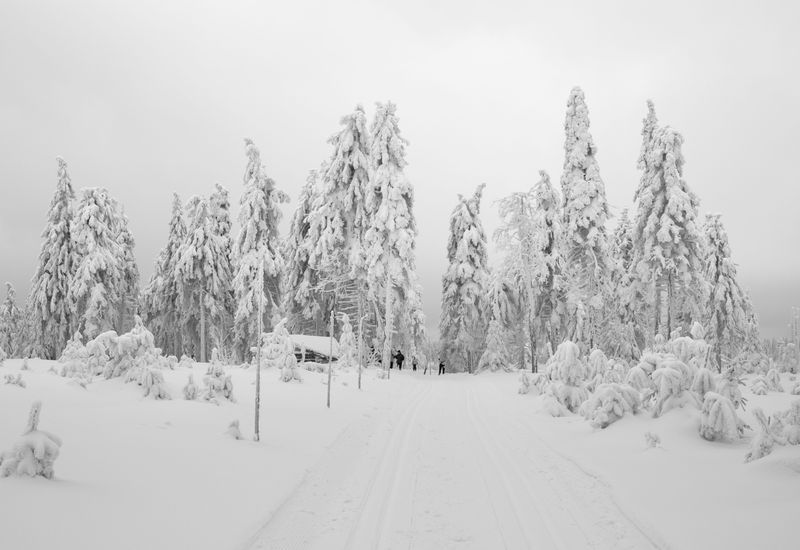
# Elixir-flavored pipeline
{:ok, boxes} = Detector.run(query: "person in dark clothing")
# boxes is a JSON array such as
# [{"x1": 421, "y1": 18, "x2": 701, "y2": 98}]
[
  {"x1": 438, "y1": 359, "x2": 445, "y2": 375},
  {"x1": 395, "y1": 350, "x2": 405, "y2": 370},
  {"x1": 412, "y1": 358, "x2": 418, "y2": 371}
]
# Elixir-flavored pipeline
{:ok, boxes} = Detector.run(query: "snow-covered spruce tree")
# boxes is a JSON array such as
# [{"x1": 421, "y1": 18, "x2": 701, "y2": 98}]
[
  {"x1": 559, "y1": 87, "x2": 609, "y2": 351},
  {"x1": 0, "y1": 282, "x2": 22, "y2": 357},
  {"x1": 545, "y1": 341, "x2": 589, "y2": 413},
  {"x1": 440, "y1": 183, "x2": 490, "y2": 373},
  {"x1": 599, "y1": 209, "x2": 644, "y2": 360},
  {"x1": 495, "y1": 171, "x2": 561, "y2": 371},
  {"x1": 0, "y1": 402, "x2": 62, "y2": 479},
  {"x1": 232, "y1": 139, "x2": 289, "y2": 362},
  {"x1": 111, "y1": 202, "x2": 140, "y2": 333},
  {"x1": 699, "y1": 392, "x2": 743, "y2": 442},
  {"x1": 283, "y1": 166, "x2": 326, "y2": 335},
  {"x1": 263, "y1": 318, "x2": 302, "y2": 382},
  {"x1": 477, "y1": 318, "x2": 512, "y2": 372},
  {"x1": 210, "y1": 183, "x2": 234, "y2": 352},
  {"x1": 364, "y1": 102, "x2": 426, "y2": 369},
  {"x1": 142, "y1": 193, "x2": 187, "y2": 356},
  {"x1": 306, "y1": 105, "x2": 373, "y2": 338},
  {"x1": 703, "y1": 213, "x2": 757, "y2": 371},
  {"x1": 28, "y1": 157, "x2": 76, "y2": 358},
  {"x1": 68, "y1": 188, "x2": 125, "y2": 340},
  {"x1": 632, "y1": 103, "x2": 704, "y2": 339},
  {"x1": 175, "y1": 196, "x2": 231, "y2": 362},
  {"x1": 337, "y1": 313, "x2": 357, "y2": 369}
]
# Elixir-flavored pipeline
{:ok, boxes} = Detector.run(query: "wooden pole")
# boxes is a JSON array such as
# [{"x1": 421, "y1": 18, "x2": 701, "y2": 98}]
[
  {"x1": 358, "y1": 313, "x2": 366, "y2": 391},
  {"x1": 254, "y1": 248, "x2": 264, "y2": 442},
  {"x1": 327, "y1": 310, "x2": 334, "y2": 408}
]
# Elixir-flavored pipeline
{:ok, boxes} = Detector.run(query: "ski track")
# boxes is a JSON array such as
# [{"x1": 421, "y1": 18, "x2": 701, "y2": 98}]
[{"x1": 242, "y1": 375, "x2": 666, "y2": 550}]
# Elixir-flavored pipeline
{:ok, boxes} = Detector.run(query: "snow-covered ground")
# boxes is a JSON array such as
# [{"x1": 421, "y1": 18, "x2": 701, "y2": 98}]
[{"x1": 1, "y1": 360, "x2": 798, "y2": 549}]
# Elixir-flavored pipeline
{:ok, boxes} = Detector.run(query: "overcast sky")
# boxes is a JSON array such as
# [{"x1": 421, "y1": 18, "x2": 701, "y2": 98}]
[{"x1": 1, "y1": 0, "x2": 798, "y2": 339}]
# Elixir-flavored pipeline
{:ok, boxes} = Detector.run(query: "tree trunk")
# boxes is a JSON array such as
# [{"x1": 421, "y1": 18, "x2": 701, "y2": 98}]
[
  {"x1": 382, "y1": 273, "x2": 393, "y2": 380},
  {"x1": 654, "y1": 278, "x2": 662, "y2": 338},
  {"x1": 199, "y1": 297, "x2": 206, "y2": 363},
  {"x1": 666, "y1": 272, "x2": 673, "y2": 339}
]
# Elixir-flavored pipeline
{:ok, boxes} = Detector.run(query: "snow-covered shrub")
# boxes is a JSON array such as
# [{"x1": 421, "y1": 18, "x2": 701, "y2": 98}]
[
  {"x1": 183, "y1": 374, "x2": 198, "y2": 400},
  {"x1": 661, "y1": 356, "x2": 696, "y2": 390},
  {"x1": 750, "y1": 376, "x2": 768, "y2": 396},
  {"x1": 518, "y1": 372, "x2": 548, "y2": 395},
  {"x1": 691, "y1": 367, "x2": 716, "y2": 400},
  {"x1": 783, "y1": 400, "x2": 800, "y2": 445},
  {"x1": 202, "y1": 363, "x2": 234, "y2": 403},
  {"x1": 580, "y1": 383, "x2": 641, "y2": 428},
  {"x1": 264, "y1": 319, "x2": 303, "y2": 383},
  {"x1": 651, "y1": 364, "x2": 699, "y2": 417},
  {"x1": 0, "y1": 402, "x2": 62, "y2": 479},
  {"x1": 791, "y1": 382, "x2": 800, "y2": 396},
  {"x1": 59, "y1": 332, "x2": 91, "y2": 383},
  {"x1": 699, "y1": 392, "x2": 743, "y2": 442},
  {"x1": 226, "y1": 420, "x2": 242, "y2": 440},
  {"x1": 178, "y1": 354, "x2": 194, "y2": 369},
  {"x1": 104, "y1": 318, "x2": 160, "y2": 379},
  {"x1": 545, "y1": 341, "x2": 588, "y2": 413},
  {"x1": 624, "y1": 364, "x2": 653, "y2": 392},
  {"x1": 587, "y1": 349, "x2": 609, "y2": 379},
  {"x1": 636, "y1": 353, "x2": 659, "y2": 376},
  {"x1": 140, "y1": 368, "x2": 170, "y2": 400},
  {"x1": 645, "y1": 432, "x2": 661, "y2": 448},
  {"x1": 337, "y1": 314, "x2": 357, "y2": 370},
  {"x1": 668, "y1": 333, "x2": 709, "y2": 368},
  {"x1": 84, "y1": 330, "x2": 118, "y2": 376},
  {"x1": 765, "y1": 369, "x2": 783, "y2": 392},
  {"x1": 20, "y1": 358, "x2": 29, "y2": 371},
  {"x1": 4, "y1": 373, "x2": 25, "y2": 388},
  {"x1": 163, "y1": 355, "x2": 178, "y2": 370},
  {"x1": 716, "y1": 368, "x2": 747, "y2": 410},
  {"x1": 744, "y1": 408, "x2": 785, "y2": 462}
]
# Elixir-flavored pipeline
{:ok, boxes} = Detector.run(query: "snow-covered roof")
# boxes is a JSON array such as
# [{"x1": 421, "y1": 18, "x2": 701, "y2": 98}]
[{"x1": 290, "y1": 334, "x2": 340, "y2": 358}]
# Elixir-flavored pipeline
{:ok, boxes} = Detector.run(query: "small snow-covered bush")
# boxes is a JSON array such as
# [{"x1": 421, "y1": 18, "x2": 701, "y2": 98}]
[
  {"x1": 716, "y1": 368, "x2": 747, "y2": 410},
  {"x1": 226, "y1": 420, "x2": 242, "y2": 440},
  {"x1": 4, "y1": 373, "x2": 25, "y2": 388},
  {"x1": 178, "y1": 354, "x2": 194, "y2": 369},
  {"x1": 141, "y1": 368, "x2": 170, "y2": 400},
  {"x1": 337, "y1": 314, "x2": 357, "y2": 370},
  {"x1": 765, "y1": 369, "x2": 783, "y2": 392},
  {"x1": 624, "y1": 365, "x2": 653, "y2": 392},
  {"x1": 745, "y1": 408, "x2": 785, "y2": 462},
  {"x1": 543, "y1": 341, "x2": 589, "y2": 413},
  {"x1": 202, "y1": 363, "x2": 234, "y2": 403},
  {"x1": 635, "y1": 353, "x2": 659, "y2": 376},
  {"x1": 791, "y1": 382, "x2": 800, "y2": 396},
  {"x1": 20, "y1": 358, "x2": 29, "y2": 371},
  {"x1": 587, "y1": 349, "x2": 609, "y2": 379},
  {"x1": 0, "y1": 402, "x2": 62, "y2": 479},
  {"x1": 518, "y1": 372, "x2": 548, "y2": 395},
  {"x1": 580, "y1": 383, "x2": 641, "y2": 428},
  {"x1": 750, "y1": 376, "x2": 768, "y2": 396},
  {"x1": 699, "y1": 392, "x2": 743, "y2": 442},
  {"x1": 651, "y1": 365, "x2": 698, "y2": 417},
  {"x1": 645, "y1": 432, "x2": 661, "y2": 448},
  {"x1": 691, "y1": 368, "x2": 716, "y2": 400},
  {"x1": 59, "y1": 332, "x2": 89, "y2": 380},
  {"x1": 783, "y1": 400, "x2": 800, "y2": 445},
  {"x1": 265, "y1": 319, "x2": 303, "y2": 383},
  {"x1": 183, "y1": 374, "x2": 198, "y2": 400}
]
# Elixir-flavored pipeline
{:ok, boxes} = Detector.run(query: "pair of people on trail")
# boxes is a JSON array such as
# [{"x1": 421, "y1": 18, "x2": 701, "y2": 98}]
[{"x1": 391, "y1": 350, "x2": 405, "y2": 370}]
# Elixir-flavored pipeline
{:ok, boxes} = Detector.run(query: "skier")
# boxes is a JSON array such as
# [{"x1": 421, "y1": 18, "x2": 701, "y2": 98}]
[
  {"x1": 438, "y1": 358, "x2": 445, "y2": 375},
  {"x1": 412, "y1": 357, "x2": 418, "y2": 371},
  {"x1": 396, "y1": 350, "x2": 405, "y2": 370}
]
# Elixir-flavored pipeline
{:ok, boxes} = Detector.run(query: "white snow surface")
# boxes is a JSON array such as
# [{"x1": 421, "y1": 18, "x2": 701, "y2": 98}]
[{"x1": 1, "y1": 360, "x2": 798, "y2": 550}]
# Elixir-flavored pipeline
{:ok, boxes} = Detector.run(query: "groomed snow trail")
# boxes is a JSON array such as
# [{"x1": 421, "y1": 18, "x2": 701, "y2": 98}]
[{"x1": 243, "y1": 374, "x2": 664, "y2": 550}]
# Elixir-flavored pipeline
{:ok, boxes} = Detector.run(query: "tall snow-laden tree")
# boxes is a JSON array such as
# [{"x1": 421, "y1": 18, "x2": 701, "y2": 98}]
[
  {"x1": 28, "y1": 157, "x2": 76, "y2": 358},
  {"x1": 439, "y1": 183, "x2": 490, "y2": 373},
  {"x1": 142, "y1": 193, "x2": 186, "y2": 356},
  {"x1": 560, "y1": 87, "x2": 609, "y2": 350},
  {"x1": 306, "y1": 105, "x2": 373, "y2": 337},
  {"x1": 0, "y1": 283, "x2": 22, "y2": 357},
  {"x1": 703, "y1": 213, "x2": 757, "y2": 370},
  {"x1": 176, "y1": 196, "x2": 231, "y2": 362},
  {"x1": 232, "y1": 138, "x2": 289, "y2": 362},
  {"x1": 68, "y1": 188, "x2": 124, "y2": 339},
  {"x1": 495, "y1": 171, "x2": 561, "y2": 372},
  {"x1": 112, "y1": 204, "x2": 140, "y2": 333},
  {"x1": 364, "y1": 102, "x2": 425, "y2": 369},
  {"x1": 283, "y1": 167, "x2": 325, "y2": 334},
  {"x1": 632, "y1": 112, "x2": 704, "y2": 338},
  {"x1": 210, "y1": 183, "x2": 234, "y2": 350}
]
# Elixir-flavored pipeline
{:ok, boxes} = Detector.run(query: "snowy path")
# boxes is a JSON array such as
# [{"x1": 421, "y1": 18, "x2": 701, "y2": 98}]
[{"x1": 243, "y1": 374, "x2": 663, "y2": 550}]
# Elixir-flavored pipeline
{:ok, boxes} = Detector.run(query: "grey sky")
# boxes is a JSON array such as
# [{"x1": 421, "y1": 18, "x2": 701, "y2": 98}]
[{"x1": 1, "y1": 0, "x2": 798, "y2": 339}]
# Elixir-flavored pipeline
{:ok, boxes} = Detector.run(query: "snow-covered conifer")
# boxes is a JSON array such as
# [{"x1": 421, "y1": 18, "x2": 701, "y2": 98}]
[
  {"x1": 232, "y1": 139, "x2": 289, "y2": 362},
  {"x1": 560, "y1": 87, "x2": 609, "y2": 350},
  {"x1": 142, "y1": 193, "x2": 187, "y2": 356},
  {"x1": 69, "y1": 188, "x2": 125, "y2": 340},
  {"x1": 337, "y1": 314, "x2": 357, "y2": 369},
  {"x1": 263, "y1": 318, "x2": 302, "y2": 382},
  {"x1": 210, "y1": 183, "x2": 234, "y2": 345},
  {"x1": 183, "y1": 374, "x2": 198, "y2": 400},
  {"x1": 580, "y1": 383, "x2": 641, "y2": 428},
  {"x1": 703, "y1": 213, "x2": 757, "y2": 370},
  {"x1": 112, "y1": 203, "x2": 140, "y2": 333},
  {"x1": 440, "y1": 183, "x2": 490, "y2": 373},
  {"x1": 545, "y1": 341, "x2": 589, "y2": 412},
  {"x1": 364, "y1": 102, "x2": 425, "y2": 368},
  {"x1": 175, "y1": 196, "x2": 231, "y2": 361},
  {"x1": 699, "y1": 392, "x2": 742, "y2": 442},
  {"x1": 0, "y1": 402, "x2": 62, "y2": 479},
  {"x1": 632, "y1": 107, "x2": 704, "y2": 338},
  {"x1": 0, "y1": 282, "x2": 22, "y2": 357},
  {"x1": 28, "y1": 157, "x2": 76, "y2": 358},
  {"x1": 477, "y1": 318, "x2": 512, "y2": 373}
]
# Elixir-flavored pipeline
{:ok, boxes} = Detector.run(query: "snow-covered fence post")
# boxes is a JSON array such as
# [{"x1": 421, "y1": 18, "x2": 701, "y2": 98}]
[{"x1": 327, "y1": 310, "x2": 334, "y2": 408}]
